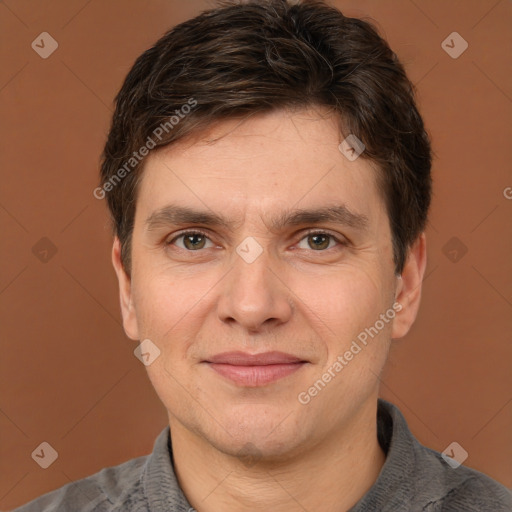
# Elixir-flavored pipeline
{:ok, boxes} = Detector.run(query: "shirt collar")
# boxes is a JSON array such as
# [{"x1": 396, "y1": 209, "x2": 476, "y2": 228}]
[
  {"x1": 349, "y1": 399, "x2": 419, "y2": 511},
  {"x1": 141, "y1": 398, "x2": 419, "y2": 511},
  {"x1": 142, "y1": 425, "x2": 193, "y2": 511}
]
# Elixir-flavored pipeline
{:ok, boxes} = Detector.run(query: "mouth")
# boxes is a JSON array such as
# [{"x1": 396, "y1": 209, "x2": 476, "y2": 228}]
[{"x1": 203, "y1": 351, "x2": 308, "y2": 387}]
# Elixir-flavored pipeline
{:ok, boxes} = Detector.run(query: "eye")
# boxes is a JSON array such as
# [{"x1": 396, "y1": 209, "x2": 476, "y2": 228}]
[
  {"x1": 168, "y1": 230, "x2": 214, "y2": 251},
  {"x1": 166, "y1": 229, "x2": 346, "y2": 253},
  {"x1": 296, "y1": 230, "x2": 345, "y2": 251}
]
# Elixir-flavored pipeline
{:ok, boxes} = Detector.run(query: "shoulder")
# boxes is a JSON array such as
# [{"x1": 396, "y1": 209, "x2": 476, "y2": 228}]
[
  {"x1": 417, "y1": 444, "x2": 512, "y2": 511},
  {"x1": 373, "y1": 400, "x2": 512, "y2": 511},
  {"x1": 11, "y1": 454, "x2": 150, "y2": 512}
]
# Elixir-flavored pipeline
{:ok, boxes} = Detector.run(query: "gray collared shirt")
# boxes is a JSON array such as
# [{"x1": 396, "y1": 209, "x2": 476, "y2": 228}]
[{"x1": 13, "y1": 399, "x2": 512, "y2": 511}]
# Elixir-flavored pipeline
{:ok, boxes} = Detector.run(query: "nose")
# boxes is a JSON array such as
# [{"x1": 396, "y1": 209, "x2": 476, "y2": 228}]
[{"x1": 216, "y1": 246, "x2": 293, "y2": 334}]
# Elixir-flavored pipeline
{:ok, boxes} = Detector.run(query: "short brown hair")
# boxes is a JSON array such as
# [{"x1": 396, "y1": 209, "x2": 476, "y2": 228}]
[{"x1": 99, "y1": 0, "x2": 432, "y2": 275}]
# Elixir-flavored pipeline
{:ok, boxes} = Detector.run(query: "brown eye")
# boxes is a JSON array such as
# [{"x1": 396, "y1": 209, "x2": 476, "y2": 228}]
[
  {"x1": 169, "y1": 231, "x2": 213, "y2": 251},
  {"x1": 183, "y1": 233, "x2": 206, "y2": 250},
  {"x1": 297, "y1": 231, "x2": 343, "y2": 251},
  {"x1": 307, "y1": 234, "x2": 330, "y2": 250}
]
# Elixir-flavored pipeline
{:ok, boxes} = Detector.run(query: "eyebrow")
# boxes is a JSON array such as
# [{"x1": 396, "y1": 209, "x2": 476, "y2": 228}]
[{"x1": 144, "y1": 204, "x2": 369, "y2": 233}]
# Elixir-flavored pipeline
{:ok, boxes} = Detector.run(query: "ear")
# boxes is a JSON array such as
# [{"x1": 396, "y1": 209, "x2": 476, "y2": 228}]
[
  {"x1": 112, "y1": 237, "x2": 139, "y2": 340},
  {"x1": 391, "y1": 232, "x2": 427, "y2": 339}
]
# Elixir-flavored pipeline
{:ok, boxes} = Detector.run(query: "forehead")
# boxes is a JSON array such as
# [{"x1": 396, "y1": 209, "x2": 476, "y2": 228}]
[{"x1": 134, "y1": 108, "x2": 386, "y2": 231}]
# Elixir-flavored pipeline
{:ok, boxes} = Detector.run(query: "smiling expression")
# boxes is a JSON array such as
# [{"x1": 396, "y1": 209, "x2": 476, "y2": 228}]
[{"x1": 113, "y1": 107, "x2": 414, "y2": 460}]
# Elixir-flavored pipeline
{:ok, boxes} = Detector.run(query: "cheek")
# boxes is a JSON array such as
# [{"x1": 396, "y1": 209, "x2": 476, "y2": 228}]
[
  {"x1": 293, "y1": 266, "x2": 387, "y2": 340},
  {"x1": 130, "y1": 270, "x2": 210, "y2": 410},
  {"x1": 130, "y1": 266, "x2": 210, "y2": 352}
]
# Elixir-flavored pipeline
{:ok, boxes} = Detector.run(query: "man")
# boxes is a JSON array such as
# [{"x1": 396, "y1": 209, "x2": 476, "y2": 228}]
[{"x1": 14, "y1": 0, "x2": 511, "y2": 510}]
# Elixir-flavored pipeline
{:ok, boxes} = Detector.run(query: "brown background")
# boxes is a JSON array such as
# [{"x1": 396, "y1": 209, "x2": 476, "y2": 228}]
[{"x1": 1, "y1": 0, "x2": 511, "y2": 509}]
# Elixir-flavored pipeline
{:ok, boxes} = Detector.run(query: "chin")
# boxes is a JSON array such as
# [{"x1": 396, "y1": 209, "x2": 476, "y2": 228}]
[
  {"x1": 203, "y1": 406, "x2": 307, "y2": 462},
  {"x1": 214, "y1": 432, "x2": 300, "y2": 465}
]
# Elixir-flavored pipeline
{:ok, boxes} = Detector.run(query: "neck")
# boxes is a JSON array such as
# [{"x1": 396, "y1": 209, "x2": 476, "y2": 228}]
[{"x1": 170, "y1": 397, "x2": 385, "y2": 512}]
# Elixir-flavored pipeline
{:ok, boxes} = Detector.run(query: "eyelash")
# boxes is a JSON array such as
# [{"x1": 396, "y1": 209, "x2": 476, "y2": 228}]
[{"x1": 166, "y1": 229, "x2": 347, "y2": 252}]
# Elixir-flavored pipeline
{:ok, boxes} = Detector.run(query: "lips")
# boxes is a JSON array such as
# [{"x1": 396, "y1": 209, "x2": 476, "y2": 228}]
[
  {"x1": 206, "y1": 351, "x2": 304, "y2": 365},
  {"x1": 204, "y1": 351, "x2": 307, "y2": 387}
]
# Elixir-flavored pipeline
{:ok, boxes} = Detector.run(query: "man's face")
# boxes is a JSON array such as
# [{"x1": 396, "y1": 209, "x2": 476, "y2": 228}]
[{"x1": 114, "y1": 108, "x2": 418, "y2": 460}]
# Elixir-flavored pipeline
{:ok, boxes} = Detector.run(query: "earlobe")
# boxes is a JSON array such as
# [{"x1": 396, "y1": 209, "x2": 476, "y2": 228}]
[
  {"x1": 391, "y1": 233, "x2": 427, "y2": 339},
  {"x1": 111, "y1": 238, "x2": 140, "y2": 340}
]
